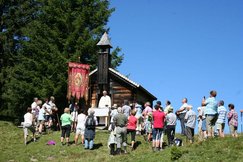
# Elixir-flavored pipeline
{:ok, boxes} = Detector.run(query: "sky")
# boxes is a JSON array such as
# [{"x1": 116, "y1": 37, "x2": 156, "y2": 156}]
[{"x1": 107, "y1": 0, "x2": 243, "y2": 133}]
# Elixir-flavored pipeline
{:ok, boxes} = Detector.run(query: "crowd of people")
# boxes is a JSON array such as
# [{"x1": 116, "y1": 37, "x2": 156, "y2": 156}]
[{"x1": 22, "y1": 90, "x2": 239, "y2": 155}]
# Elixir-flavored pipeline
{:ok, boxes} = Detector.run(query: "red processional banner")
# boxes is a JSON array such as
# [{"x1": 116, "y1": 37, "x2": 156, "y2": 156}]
[{"x1": 67, "y1": 62, "x2": 90, "y2": 100}]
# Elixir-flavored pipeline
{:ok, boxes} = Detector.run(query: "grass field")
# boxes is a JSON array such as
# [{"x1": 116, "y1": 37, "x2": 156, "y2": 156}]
[{"x1": 1, "y1": 121, "x2": 243, "y2": 162}]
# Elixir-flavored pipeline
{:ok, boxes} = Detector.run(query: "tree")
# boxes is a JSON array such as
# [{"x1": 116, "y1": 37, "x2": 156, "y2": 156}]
[{"x1": 0, "y1": 0, "x2": 123, "y2": 119}]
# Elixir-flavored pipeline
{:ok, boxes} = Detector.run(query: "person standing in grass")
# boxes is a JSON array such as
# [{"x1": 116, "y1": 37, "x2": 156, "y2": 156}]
[
  {"x1": 176, "y1": 98, "x2": 188, "y2": 136},
  {"x1": 216, "y1": 100, "x2": 227, "y2": 138},
  {"x1": 84, "y1": 109, "x2": 98, "y2": 150},
  {"x1": 143, "y1": 102, "x2": 153, "y2": 141},
  {"x1": 75, "y1": 109, "x2": 86, "y2": 145},
  {"x1": 60, "y1": 108, "x2": 72, "y2": 146},
  {"x1": 127, "y1": 110, "x2": 137, "y2": 150},
  {"x1": 71, "y1": 104, "x2": 79, "y2": 132},
  {"x1": 135, "y1": 103, "x2": 143, "y2": 135},
  {"x1": 113, "y1": 107, "x2": 128, "y2": 154},
  {"x1": 164, "y1": 100, "x2": 173, "y2": 115},
  {"x1": 202, "y1": 90, "x2": 218, "y2": 138},
  {"x1": 37, "y1": 100, "x2": 47, "y2": 134},
  {"x1": 227, "y1": 104, "x2": 238, "y2": 138},
  {"x1": 197, "y1": 104, "x2": 207, "y2": 140},
  {"x1": 152, "y1": 105, "x2": 166, "y2": 151},
  {"x1": 108, "y1": 122, "x2": 117, "y2": 155},
  {"x1": 23, "y1": 107, "x2": 36, "y2": 145},
  {"x1": 122, "y1": 100, "x2": 131, "y2": 118},
  {"x1": 184, "y1": 105, "x2": 196, "y2": 143},
  {"x1": 110, "y1": 104, "x2": 118, "y2": 124},
  {"x1": 166, "y1": 107, "x2": 176, "y2": 146}
]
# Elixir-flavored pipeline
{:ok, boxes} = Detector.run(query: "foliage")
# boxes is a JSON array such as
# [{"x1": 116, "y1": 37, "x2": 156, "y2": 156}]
[
  {"x1": 171, "y1": 146, "x2": 183, "y2": 161},
  {"x1": 0, "y1": 0, "x2": 123, "y2": 118}
]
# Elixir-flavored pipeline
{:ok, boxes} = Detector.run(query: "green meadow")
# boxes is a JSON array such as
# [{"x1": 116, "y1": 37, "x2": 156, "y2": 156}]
[{"x1": 1, "y1": 121, "x2": 243, "y2": 162}]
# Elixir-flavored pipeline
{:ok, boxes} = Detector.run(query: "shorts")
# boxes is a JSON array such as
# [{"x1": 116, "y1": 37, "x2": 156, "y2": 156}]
[
  {"x1": 202, "y1": 119, "x2": 206, "y2": 131},
  {"x1": 152, "y1": 128, "x2": 163, "y2": 140},
  {"x1": 216, "y1": 123, "x2": 225, "y2": 131},
  {"x1": 145, "y1": 122, "x2": 152, "y2": 134},
  {"x1": 229, "y1": 125, "x2": 237, "y2": 134},
  {"x1": 45, "y1": 115, "x2": 52, "y2": 121},
  {"x1": 38, "y1": 120, "x2": 45, "y2": 126},
  {"x1": 206, "y1": 114, "x2": 217, "y2": 130},
  {"x1": 61, "y1": 125, "x2": 71, "y2": 138},
  {"x1": 76, "y1": 127, "x2": 85, "y2": 136}
]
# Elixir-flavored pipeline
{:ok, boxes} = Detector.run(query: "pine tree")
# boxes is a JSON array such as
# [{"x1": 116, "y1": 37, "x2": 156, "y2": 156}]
[{"x1": 0, "y1": 0, "x2": 123, "y2": 118}]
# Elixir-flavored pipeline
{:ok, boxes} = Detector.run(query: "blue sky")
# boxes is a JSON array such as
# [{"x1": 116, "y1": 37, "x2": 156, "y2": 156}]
[{"x1": 107, "y1": 0, "x2": 243, "y2": 133}]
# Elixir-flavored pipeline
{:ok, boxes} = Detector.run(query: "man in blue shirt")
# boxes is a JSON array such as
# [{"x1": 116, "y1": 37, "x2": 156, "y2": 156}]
[
  {"x1": 202, "y1": 90, "x2": 218, "y2": 138},
  {"x1": 216, "y1": 100, "x2": 227, "y2": 138}
]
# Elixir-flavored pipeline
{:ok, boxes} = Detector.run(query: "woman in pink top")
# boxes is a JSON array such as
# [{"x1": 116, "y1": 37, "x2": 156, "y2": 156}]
[
  {"x1": 152, "y1": 105, "x2": 166, "y2": 151},
  {"x1": 127, "y1": 110, "x2": 137, "y2": 150}
]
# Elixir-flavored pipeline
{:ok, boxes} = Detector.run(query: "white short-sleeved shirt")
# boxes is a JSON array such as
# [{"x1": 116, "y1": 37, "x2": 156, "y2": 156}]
[
  {"x1": 43, "y1": 102, "x2": 52, "y2": 115},
  {"x1": 24, "y1": 112, "x2": 33, "y2": 124},
  {"x1": 179, "y1": 103, "x2": 188, "y2": 114},
  {"x1": 77, "y1": 113, "x2": 87, "y2": 129}
]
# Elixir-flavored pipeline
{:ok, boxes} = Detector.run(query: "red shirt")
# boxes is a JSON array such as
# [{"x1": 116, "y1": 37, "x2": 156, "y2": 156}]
[
  {"x1": 152, "y1": 110, "x2": 165, "y2": 128},
  {"x1": 127, "y1": 115, "x2": 137, "y2": 130}
]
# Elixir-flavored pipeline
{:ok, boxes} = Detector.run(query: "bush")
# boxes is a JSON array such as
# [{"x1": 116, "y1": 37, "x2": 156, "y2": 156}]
[{"x1": 171, "y1": 146, "x2": 182, "y2": 161}]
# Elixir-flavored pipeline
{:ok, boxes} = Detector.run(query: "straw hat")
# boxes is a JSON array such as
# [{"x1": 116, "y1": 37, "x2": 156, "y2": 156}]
[{"x1": 168, "y1": 107, "x2": 173, "y2": 112}]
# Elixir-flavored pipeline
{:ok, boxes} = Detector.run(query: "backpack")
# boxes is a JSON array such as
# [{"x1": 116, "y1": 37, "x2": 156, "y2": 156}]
[
  {"x1": 85, "y1": 115, "x2": 96, "y2": 129},
  {"x1": 174, "y1": 138, "x2": 183, "y2": 147}
]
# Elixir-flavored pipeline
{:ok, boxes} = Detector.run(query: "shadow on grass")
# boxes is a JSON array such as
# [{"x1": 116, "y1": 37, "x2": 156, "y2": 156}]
[
  {"x1": 93, "y1": 143, "x2": 103, "y2": 150},
  {"x1": 134, "y1": 141, "x2": 142, "y2": 150},
  {"x1": 26, "y1": 136, "x2": 40, "y2": 145}
]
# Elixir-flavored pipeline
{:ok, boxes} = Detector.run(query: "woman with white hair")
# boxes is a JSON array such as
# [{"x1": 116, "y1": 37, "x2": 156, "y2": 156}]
[{"x1": 84, "y1": 109, "x2": 97, "y2": 150}]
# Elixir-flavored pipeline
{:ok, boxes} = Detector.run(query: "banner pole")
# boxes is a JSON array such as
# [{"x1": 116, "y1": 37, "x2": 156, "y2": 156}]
[{"x1": 240, "y1": 110, "x2": 243, "y2": 134}]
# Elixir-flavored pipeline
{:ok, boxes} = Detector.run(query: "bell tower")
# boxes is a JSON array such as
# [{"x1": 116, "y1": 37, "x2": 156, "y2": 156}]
[{"x1": 96, "y1": 32, "x2": 112, "y2": 97}]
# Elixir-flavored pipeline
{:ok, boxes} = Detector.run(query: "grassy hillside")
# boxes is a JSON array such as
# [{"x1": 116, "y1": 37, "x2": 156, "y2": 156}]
[{"x1": 0, "y1": 121, "x2": 243, "y2": 162}]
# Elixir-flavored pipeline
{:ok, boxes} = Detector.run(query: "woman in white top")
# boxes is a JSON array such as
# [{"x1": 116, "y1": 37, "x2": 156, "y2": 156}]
[
  {"x1": 23, "y1": 107, "x2": 36, "y2": 145},
  {"x1": 75, "y1": 109, "x2": 87, "y2": 145}
]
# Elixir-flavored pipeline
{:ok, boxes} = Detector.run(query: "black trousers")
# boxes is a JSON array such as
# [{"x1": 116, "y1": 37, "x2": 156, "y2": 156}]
[{"x1": 166, "y1": 125, "x2": 175, "y2": 145}]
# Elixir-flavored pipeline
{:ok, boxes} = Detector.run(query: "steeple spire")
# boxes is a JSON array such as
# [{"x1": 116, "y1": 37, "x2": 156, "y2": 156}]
[{"x1": 97, "y1": 32, "x2": 112, "y2": 48}]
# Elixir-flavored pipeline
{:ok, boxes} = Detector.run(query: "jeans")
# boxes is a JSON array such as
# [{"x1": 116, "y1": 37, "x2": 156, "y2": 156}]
[
  {"x1": 85, "y1": 139, "x2": 93, "y2": 149},
  {"x1": 178, "y1": 113, "x2": 186, "y2": 135}
]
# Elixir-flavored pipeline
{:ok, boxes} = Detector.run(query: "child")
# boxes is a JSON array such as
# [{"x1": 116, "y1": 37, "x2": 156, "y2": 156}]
[
  {"x1": 71, "y1": 105, "x2": 79, "y2": 132},
  {"x1": 108, "y1": 123, "x2": 117, "y2": 155},
  {"x1": 184, "y1": 105, "x2": 196, "y2": 143},
  {"x1": 110, "y1": 104, "x2": 118, "y2": 123},
  {"x1": 23, "y1": 107, "x2": 36, "y2": 145},
  {"x1": 145, "y1": 112, "x2": 153, "y2": 142}
]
